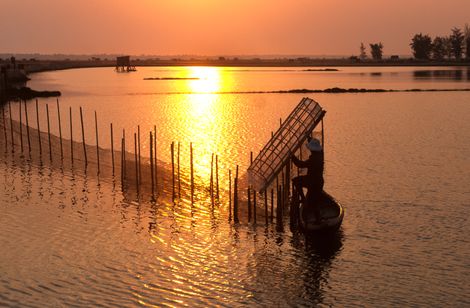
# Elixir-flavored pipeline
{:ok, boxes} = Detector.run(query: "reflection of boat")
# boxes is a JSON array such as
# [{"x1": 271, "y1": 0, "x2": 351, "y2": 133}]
[{"x1": 299, "y1": 191, "x2": 344, "y2": 233}]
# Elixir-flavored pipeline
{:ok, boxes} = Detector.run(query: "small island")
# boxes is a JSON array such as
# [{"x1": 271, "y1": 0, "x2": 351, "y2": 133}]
[
  {"x1": 1, "y1": 56, "x2": 61, "y2": 101},
  {"x1": 143, "y1": 77, "x2": 200, "y2": 80}
]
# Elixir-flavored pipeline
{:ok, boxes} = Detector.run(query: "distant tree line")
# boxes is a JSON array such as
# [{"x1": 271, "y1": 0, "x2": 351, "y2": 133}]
[
  {"x1": 410, "y1": 25, "x2": 470, "y2": 61},
  {"x1": 357, "y1": 24, "x2": 470, "y2": 61},
  {"x1": 369, "y1": 43, "x2": 384, "y2": 60},
  {"x1": 357, "y1": 42, "x2": 385, "y2": 60}
]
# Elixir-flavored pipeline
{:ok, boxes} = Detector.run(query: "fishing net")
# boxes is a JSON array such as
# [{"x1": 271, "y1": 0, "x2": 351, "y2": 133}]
[{"x1": 248, "y1": 97, "x2": 325, "y2": 192}]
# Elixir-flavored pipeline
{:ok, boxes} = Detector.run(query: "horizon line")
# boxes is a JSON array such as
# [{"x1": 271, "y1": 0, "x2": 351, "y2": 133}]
[{"x1": 0, "y1": 52, "x2": 413, "y2": 59}]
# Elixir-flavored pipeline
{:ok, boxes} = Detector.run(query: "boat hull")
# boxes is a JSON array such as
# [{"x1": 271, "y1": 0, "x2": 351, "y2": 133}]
[{"x1": 299, "y1": 192, "x2": 344, "y2": 233}]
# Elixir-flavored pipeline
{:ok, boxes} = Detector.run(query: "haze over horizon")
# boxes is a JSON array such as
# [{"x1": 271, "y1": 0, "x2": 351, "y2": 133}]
[{"x1": 1, "y1": 0, "x2": 470, "y2": 56}]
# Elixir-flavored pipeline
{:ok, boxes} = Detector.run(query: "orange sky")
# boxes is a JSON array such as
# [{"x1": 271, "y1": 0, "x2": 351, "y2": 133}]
[{"x1": 1, "y1": 0, "x2": 470, "y2": 56}]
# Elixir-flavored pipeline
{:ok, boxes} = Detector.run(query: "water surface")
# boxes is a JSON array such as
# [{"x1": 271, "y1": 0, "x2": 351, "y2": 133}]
[{"x1": 1, "y1": 66, "x2": 469, "y2": 306}]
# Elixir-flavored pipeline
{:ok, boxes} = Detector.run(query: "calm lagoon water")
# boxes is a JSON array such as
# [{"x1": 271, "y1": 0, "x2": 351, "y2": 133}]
[{"x1": 1, "y1": 66, "x2": 470, "y2": 306}]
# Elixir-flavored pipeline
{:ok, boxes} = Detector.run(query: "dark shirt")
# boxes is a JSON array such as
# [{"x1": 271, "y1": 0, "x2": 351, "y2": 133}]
[{"x1": 292, "y1": 151, "x2": 324, "y2": 188}]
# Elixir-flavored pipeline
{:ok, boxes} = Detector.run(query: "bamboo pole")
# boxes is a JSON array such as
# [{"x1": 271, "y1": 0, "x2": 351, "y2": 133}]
[
  {"x1": 46, "y1": 104, "x2": 52, "y2": 161},
  {"x1": 190, "y1": 142, "x2": 194, "y2": 204},
  {"x1": 271, "y1": 188, "x2": 274, "y2": 223},
  {"x1": 280, "y1": 181, "x2": 286, "y2": 216},
  {"x1": 19, "y1": 101, "x2": 23, "y2": 153},
  {"x1": 120, "y1": 136, "x2": 123, "y2": 183},
  {"x1": 138, "y1": 125, "x2": 141, "y2": 184},
  {"x1": 2, "y1": 105, "x2": 8, "y2": 152},
  {"x1": 228, "y1": 169, "x2": 232, "y2": 222},
  {"x1": 296, "y1": 148, "x2": 300, "y2": 177},
  {"x1": 171, "y1": 141, "x2": 175, "y2": 200},
  {"x1": 321, "y1": 118, "x2": 325, "y2": 151},
  {"x1": 285, "y1": 158, "x2": 291, "y2": 205},
  {"x1": 281, "y1": 171, "x2": 285, "y2": 214},
  {"x1": 216, "y1": 154, "x2": 219, "y2": 201},
  {"x1": 253, "y1": 190, "x2": 257, "y2": 224},
  {"x1": 281, "y1": 185, "x2": 285, "y2": 228},
  {"x1": 56, "y1": 99, "x2": 63, "y2": 159},
  {"x1": 154, "y1": 125, "x2": 157, "y2": 190},
  {"x1": 79, "y1": 107, "x2": 87, "y2": 166},
  {"x1": 210, "y1": 153, "x2": 214, "y2": 207},
  {"x1": 264, "y1": 190, "x2": 268, "y2": 225},
  {"x1": 121, "y1": 137, "x2": 124, "y2": 188},
  {"x1": 95, "y1": 111, "x2": 100, "y2": 174},
  {"x1": 9, "y1": 101, "x2": 14, "y2": 152},
  {"x1": 276, "y1": 175, "x2": 279, "y2": 193},
  {"x1": 247, "y1": 187, "x2": 251, "y2": 222},
  {"x1": 177, "y1": 142, "x2": 181, "y2": 198},
  {"x1": 69, "y1": 107, "x2": 73, "y2": 164},
  {"x1": 134, "y1": 133, "x2": 139, "y2": 193},
  {"x1": 110, "y1": 123, "x2": 114, "y2": 175},
  {"x1": 276, "y1": 185, "x2": 282, "y2": 226},
  {"x1": 150, "y1": 131, "x2": 154, "y2": 199},
  {"x1": 35, "y1": 101, "x2": 42, "y2": 156},
  {"x1": 123, "y1": 129, "x2": 126, "y2": 180},
  {"x1": 233, "y1": 165, "x2": 239, "y2": 223},
  {"x1": 23, "y1": 102, "x2": 31, "y2": 153}
]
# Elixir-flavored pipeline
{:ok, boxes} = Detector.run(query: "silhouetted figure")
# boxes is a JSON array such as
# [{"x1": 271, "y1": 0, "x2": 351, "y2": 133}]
[{"x1": 291, "y1": 137, "x2": 324, "y2": 222}]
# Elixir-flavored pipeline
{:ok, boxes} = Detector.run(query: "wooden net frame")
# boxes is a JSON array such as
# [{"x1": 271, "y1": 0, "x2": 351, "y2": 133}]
[{"x1": 248, "y1": 97, "x2": 325, "y2": 192}]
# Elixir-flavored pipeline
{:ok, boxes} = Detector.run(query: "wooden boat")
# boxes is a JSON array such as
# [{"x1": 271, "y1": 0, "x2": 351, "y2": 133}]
[
  {"x1": 299, "y1": 191, "x2": 344, "y2": 233},
  {"x1": 246, "y1": 97, "x2": 345, "y2": 233}
]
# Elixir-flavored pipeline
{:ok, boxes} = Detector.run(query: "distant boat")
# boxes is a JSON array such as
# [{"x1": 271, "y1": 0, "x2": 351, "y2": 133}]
[{"x1": 299, "y1": 191, "x2": 344, "y2": 233}]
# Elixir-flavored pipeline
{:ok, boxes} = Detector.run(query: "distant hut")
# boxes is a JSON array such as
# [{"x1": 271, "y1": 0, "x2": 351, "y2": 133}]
[{"x1": 116, "y1": 56, "x2": 136, "y2": 72}]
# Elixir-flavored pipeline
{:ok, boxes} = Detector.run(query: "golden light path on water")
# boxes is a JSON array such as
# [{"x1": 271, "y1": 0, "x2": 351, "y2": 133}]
[{"x1": 170, "y1": 67, "x2": 236, "y2": 180}]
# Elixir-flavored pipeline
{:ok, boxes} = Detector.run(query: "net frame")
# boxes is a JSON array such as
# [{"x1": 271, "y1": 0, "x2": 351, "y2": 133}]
[{"x1": 248, "y1": 97, "x2": 325, "y2": 192}]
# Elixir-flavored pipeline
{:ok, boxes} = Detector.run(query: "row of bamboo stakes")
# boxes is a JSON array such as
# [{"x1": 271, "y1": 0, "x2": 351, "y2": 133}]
[{"x1": 1, "y1": 99, "x2": 293, "y2": 227}]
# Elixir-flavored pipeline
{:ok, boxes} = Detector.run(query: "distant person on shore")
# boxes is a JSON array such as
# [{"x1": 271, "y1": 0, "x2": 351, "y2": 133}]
[{"x1": 291, "y1": 136, "x2": 324, "y2": 221}]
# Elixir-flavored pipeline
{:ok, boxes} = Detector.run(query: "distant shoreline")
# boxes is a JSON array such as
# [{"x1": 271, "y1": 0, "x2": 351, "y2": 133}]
[
  {"x1": 2, "y1": 58, "x2": 467, "y2": 76},
  {"x1": 2, "y1": 58, "x2": 468, "y2": 101}
]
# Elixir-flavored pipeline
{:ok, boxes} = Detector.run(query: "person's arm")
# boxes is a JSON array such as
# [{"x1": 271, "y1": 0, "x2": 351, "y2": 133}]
[{"x1": 291, "y1": 154, "x2": 309, "y2": 168}]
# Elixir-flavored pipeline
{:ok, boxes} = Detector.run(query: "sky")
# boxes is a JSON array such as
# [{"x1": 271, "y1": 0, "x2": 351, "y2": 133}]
[{"x1": 1, "y1": 0, "x2": 470, "y2": 56}]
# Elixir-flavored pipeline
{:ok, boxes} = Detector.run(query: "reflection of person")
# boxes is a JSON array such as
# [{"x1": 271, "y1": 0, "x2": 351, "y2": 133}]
[{"x1": 291, "y1": 137, "x2": 324, "y2": 220}]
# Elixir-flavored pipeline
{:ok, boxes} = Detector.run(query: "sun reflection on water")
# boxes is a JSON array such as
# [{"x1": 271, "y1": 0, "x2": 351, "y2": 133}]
[
  {"x1": 173, "y1": 67, "x2": 234, "y2": 180},
  {"x1": 187, "y1": 66, "x2": 222, "y2": 94}
]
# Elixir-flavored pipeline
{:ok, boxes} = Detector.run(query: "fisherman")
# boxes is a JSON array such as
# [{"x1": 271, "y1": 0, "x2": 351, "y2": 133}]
[{"x1": 291, "y1": 136, "x2": 324, "y2": 221}]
